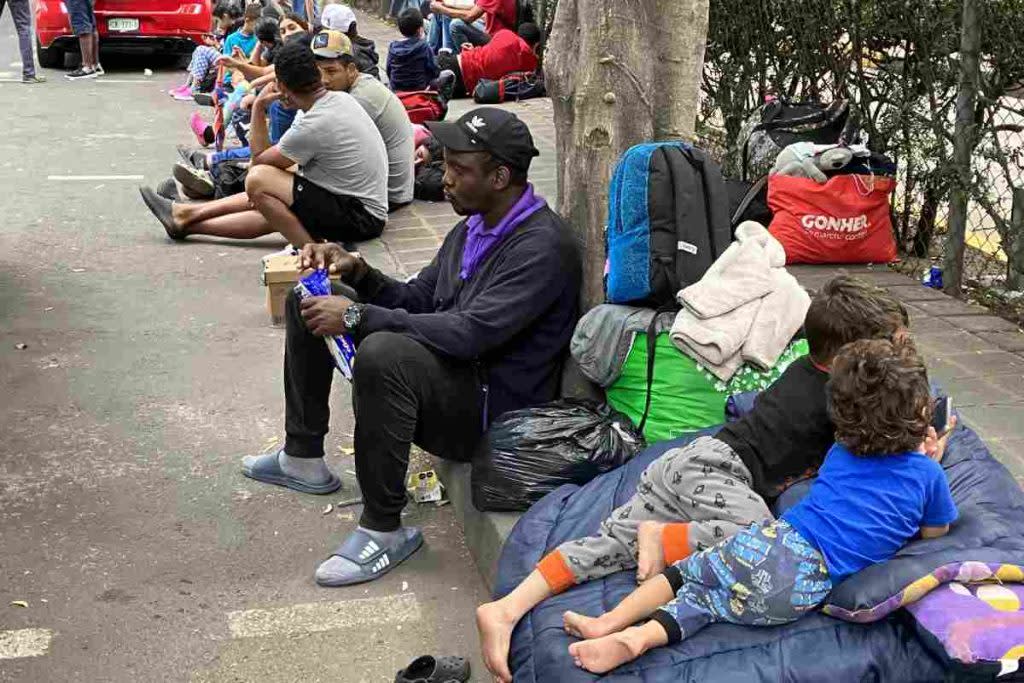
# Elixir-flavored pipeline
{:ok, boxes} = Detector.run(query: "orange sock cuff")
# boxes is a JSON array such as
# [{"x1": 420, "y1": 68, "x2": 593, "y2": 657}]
[
  {"x1": 537, "y1": 550, "x2": 576, "y2": 594},
  {"x1": 662, "y1": 523, "x2": 691, "y2": 565}
]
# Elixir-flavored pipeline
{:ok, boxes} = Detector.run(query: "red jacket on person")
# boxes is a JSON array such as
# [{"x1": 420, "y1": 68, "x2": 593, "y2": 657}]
[{"x1": 459, "y1": 29, "x2": 539, "y2": 95}]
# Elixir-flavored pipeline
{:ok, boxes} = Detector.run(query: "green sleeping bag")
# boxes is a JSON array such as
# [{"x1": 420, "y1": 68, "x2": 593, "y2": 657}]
[{"x1": 606, "y1": 334, "x2": 809, "y2": 443}]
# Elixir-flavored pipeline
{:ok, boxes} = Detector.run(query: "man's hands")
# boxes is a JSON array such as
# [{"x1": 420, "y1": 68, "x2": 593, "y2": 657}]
[
  {"x1": 299, "y1": 243, "x2": 368, "y2": 281},
  {"x1": 253, "y1": 81, "x2": 283, "y2": 111},
  {"x1": 924, "y1": 415, "x2": 958, "y2": 463},
  {"x1": 414, "y1": 145, "x2": 432, "y2": 166},
  {"x1": 429, "y1": 1, "x2": 447, "y2": 14},
  {"x1": 300, "y1": 296, "x2": 352, "y2": 337}
]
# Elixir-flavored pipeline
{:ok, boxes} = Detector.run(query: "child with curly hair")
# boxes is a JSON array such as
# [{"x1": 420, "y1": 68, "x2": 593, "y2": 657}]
[{"x1": 561, "y1": 338, "x2": 958, "y2": 674}]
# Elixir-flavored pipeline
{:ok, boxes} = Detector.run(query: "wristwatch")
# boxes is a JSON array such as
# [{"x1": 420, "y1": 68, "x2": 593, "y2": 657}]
[{"x1": 343, "y1": 303, "x2": 364, "y2": 332}]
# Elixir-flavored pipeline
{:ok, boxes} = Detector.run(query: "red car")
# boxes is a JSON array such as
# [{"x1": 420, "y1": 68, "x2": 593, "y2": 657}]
[{"x1": 35, "y1": 0, "x2": 212, "y2": 69}]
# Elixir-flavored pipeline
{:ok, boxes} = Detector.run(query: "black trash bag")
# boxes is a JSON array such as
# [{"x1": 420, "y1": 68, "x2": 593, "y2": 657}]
[{"x1": 471, "y1": 399, "x2": 645, "y2": 512}]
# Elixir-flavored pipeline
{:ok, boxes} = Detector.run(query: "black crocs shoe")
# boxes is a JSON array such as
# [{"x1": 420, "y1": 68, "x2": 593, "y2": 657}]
[{"x1": 395, "y1": 655, "x2": 470, "y2": 683}]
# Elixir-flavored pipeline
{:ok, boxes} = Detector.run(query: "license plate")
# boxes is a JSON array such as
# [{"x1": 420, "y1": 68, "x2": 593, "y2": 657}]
[{"x1": 107, "y1": 18, "x2": 140, "y2": 32}]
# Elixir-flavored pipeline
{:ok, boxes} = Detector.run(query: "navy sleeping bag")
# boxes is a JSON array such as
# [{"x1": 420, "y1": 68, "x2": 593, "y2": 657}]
[{"x1": 494, "y1": 423, "x2": 1024, "y2": 682}]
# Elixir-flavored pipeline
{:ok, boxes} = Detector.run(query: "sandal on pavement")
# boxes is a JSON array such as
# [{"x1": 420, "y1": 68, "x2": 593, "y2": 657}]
[
  {"x1": 316, "y1": 527, "x2": 423, "y2": 587},
  {"x1": 395, "y1": 655, "x2": 470, "y2": 683},
  {"x1": 241, "y1": 450, "x2": 342, "y2": 495}
]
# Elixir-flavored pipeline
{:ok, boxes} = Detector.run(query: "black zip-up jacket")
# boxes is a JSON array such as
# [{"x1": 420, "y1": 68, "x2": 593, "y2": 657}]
[{"x1": 352, "y1": 205, "x2": 582, "y2": 422}]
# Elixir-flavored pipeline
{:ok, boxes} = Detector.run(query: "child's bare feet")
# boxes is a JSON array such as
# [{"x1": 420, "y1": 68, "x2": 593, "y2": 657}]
[
  {"x1": 476, "y1": 601, "x2": 517, "y2": 683},
  {"x1": 562, "y1": 610, "x2": 613, "y2": 639},
  {"x1": 568, "y1": 627, "x2": 649, "y2": 674},
  {"x1": 636, "y1": 521, "x2": 667, "y2": 582}
]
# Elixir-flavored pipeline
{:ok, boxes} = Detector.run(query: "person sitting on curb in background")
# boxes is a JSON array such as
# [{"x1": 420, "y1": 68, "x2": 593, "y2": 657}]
[
  {"x1": 436, "y1": 22, "x2": 539, "y2": 99},
  {"x1": 314, "y1": 30, "x2": 414, "y2": 212},
  {"x1": 475, "y1": 275, "x2": 912, "y2": 682},
  {"x1": 139, "y1": 40, "x2": 388, "y2": 246},
  {"x1": 169, "y1": 2, "x2": 249, "y2": 101},
  {"x1": 221, "y1": 2, "x2": 262, "y2": 86},
  {"x1": 64, "y1": 0, "x2": 102, "y2": 80},
  {"x1": 387, "y1": 7, "x2": 440, "y2": 92},
  {"x1": 240, "y1": 108, "x2": 581, "y2": 588},
  {"x1": 2, "y1": 0, "x2": 45, "y2": 83},
  {"x1": 321, "y1": 3, "x2": 382, "y2": 80},
  {"x1": 560, "y1": 339, "x2": 956, "y2": 675},
  {"x1": 430, "y1": 0, "x2": 515, "y2": 54}
]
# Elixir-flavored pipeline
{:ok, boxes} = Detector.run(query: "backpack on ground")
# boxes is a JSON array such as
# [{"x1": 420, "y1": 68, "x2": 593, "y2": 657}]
[
  {"x1": 396, "y1": 90, "x2": 446, "y2": 124},
  {"x1": 738, "y1": 99, "x2": 855, "y2": 181},
  {"x1": 605, "y1": 141, "x2": 732, "y2": 308},
  {"x1": 472, "y1": 71, "x2": 545, "y2": 104}
]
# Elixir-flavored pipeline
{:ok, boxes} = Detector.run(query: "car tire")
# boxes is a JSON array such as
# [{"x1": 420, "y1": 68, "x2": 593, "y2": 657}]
[{"x1": 36, "y1": 39, "x2": 63, "y2": 69}]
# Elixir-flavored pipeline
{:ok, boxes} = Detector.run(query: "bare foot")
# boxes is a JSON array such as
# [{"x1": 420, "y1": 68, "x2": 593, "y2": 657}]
[
  {"x1": 636, "y1": 521, "x2": 667, "y2": 582},
  {"x1": 476, "y1": 601, "x2": 516, "y2": 683},
  {"x1": 562, "y1": 610, "x2": 613, "y2": 639},
  {"x1": 568, "y1": 627, "x2": 648, "y2": 674}
]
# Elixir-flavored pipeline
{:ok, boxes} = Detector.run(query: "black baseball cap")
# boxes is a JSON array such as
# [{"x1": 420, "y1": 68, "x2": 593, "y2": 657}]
[{"x1": 425, "y1": 108, "x2": 539, "y2": 172}]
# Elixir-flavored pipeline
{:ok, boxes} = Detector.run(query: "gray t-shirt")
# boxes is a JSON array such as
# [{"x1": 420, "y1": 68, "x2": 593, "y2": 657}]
[
  {"x1": 349, "y1": 74, "x2": 415, "y2": 206},
  {"x1": 278, "y1": 90, "x2": 389, "y2": 221}
]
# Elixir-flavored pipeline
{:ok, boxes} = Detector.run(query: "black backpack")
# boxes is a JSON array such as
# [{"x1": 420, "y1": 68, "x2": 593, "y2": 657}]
[
  {"x1": 472, "y1": 71, "x2": 545, "y2": 104},
  {"x1": 605, "y1": 142, "x2": 732, "y2": 308},
  {"x1": 739, "y1": 99, "x2": 855, "y2": 181}
]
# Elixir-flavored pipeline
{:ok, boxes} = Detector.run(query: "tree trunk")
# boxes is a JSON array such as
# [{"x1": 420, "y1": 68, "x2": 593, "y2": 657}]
[{"x1": 545, "y1": 0, "x2": 709, "y2": 308}]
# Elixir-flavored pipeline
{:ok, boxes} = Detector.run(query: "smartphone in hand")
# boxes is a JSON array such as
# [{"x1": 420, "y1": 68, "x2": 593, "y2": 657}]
[{"x1": 932, "y1": 396, "x2": 952, "y2": 435}]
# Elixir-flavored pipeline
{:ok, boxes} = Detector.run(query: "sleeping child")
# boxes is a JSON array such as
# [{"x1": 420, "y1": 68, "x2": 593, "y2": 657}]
[
  {"x1": 562, "y1": 338, "x2": 957, "y2": 674},
  {"x1": 477, "y1": 275, "x2": 911, "y2": 682}
]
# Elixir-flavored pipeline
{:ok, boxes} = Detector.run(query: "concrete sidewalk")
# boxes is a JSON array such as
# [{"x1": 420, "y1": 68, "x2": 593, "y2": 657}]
[{"x1": 352, "y1": 10, "x2": 1024, "y2": 589}]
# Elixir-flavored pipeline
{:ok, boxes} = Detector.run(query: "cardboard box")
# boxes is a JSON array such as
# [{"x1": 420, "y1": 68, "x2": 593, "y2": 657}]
[{"x1": 261, "y1": 252, "x2": 339, "y2": 326}]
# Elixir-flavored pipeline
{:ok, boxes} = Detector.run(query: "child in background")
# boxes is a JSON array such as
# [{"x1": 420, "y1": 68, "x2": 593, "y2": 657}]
[
  {"x1": 387, "y1": 7, "x2": 440, "y2": 91},
  {"x1": 222, "y1": 2, "x2": 262, "y2": 86},
  {"x1": 170, "y1": 1, "x2": 243, "y2": 100},
  {"x1": 561, "y1": 338, "x2": 957, "y2": 674},
  {"x1": 476, "y1": 275, "x2": 911, "y2": 683}
]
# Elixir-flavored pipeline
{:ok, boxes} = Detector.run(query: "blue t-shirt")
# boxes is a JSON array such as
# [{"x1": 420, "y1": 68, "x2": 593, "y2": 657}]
[
  {"x1": 222, "y1": 29, "x2": 258, "y2": 59},
  {"x1": 222, "y1": 29, "x2": 258, "y2": 85},
  {"x1": 783, "y1": 443, "x2": 958, "y2": 582}
]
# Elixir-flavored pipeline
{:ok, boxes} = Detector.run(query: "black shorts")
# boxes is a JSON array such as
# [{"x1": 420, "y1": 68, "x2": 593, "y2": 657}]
[{"x1": 290, "y1": 176, "x2": 385, "y2": 243}]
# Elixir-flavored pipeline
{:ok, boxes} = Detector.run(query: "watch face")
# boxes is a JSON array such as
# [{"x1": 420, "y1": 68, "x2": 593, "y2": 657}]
[{"x1": 344, "y1": 305, "x2": 361, "y2": 329}]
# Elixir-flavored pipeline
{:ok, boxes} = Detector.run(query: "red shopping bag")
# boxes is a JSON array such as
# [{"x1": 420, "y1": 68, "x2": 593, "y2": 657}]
[{"x1": 767, "y1": 173, "x2": 897, "y2": 264}]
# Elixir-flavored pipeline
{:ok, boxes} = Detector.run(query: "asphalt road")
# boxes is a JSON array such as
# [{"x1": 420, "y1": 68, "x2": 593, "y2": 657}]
[{"x1": 0, "y1": 25, "x2": 490, "y2": 683}]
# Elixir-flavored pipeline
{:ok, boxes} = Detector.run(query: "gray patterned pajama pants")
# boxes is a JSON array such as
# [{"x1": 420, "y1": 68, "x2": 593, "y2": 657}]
[{"x1": 548, "y1": 437, "x2": 774, "y2": 587}]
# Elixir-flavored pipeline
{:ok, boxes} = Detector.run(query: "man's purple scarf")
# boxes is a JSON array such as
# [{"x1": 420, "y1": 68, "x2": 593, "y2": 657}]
[{"x1": 460, "y1": 184, "x2": 546, "y2": 280}]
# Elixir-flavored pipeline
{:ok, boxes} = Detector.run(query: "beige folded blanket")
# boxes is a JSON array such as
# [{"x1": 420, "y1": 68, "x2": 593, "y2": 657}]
[{"x1": 670, "y1": 221, "x2": 809, "y2": 381}]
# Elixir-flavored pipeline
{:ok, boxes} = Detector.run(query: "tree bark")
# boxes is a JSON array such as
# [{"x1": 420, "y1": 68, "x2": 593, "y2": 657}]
[{"x1": 545, "y1": 0, "x2": 710, "y2": 308}]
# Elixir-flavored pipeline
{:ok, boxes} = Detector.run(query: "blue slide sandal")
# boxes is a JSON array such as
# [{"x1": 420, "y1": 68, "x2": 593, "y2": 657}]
[
  {"x1": 241, "y1": 451, "x2": 342, "y2": 495},
  {"x1": 316, "y1": 527, "x2": 424, "y2": 587}
]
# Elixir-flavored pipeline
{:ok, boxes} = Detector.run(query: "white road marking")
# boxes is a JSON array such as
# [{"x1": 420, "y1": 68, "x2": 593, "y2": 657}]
[
  {"x1": 47, "y1": 175, "x2": 144, "y2": 181},
  {"x1": 227, "y1": 593, "x2": 420, "y2": 639},
  {"x1": 0, "y1": 629, "x2": 54, "y2": 660}
]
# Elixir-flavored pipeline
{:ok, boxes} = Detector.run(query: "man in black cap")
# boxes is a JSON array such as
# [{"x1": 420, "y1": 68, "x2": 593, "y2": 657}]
[{"x1": 240, "y1": 107, "x2": 582, "y2": 588}]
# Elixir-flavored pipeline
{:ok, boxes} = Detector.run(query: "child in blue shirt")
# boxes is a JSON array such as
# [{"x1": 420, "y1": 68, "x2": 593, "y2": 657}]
[
  {"x1": 222, "y1": 3, "x2": 261, "y2": 86},
  {"x1": 387, "y1": 7, "x2": 440, "y2": 92},
  {"x1": 559, "y1": 338, "x2": 958, "y2": 675}
]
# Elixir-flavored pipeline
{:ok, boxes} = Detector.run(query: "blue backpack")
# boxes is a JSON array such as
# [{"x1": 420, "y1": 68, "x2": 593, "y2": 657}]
[{"x1": 605, "y1": 141, "x2": 731, "y2": 307}]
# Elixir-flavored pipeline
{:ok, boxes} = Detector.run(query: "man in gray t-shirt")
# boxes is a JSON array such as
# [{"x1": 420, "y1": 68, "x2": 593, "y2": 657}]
[
  {"x1": 313, "y1": 30, "x2": 415, "y2": 209},
  {"x1": 138, "y1": 41, "x2": 389, "y2": 246},
  {"x1": 279, "y1": 90, "x2": 390, "y2": 220}
]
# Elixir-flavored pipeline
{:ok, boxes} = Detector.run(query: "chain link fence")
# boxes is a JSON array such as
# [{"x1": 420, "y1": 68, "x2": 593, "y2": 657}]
[{"x1": 696, "y1": 0, "x2": 1024, "y2": 317}]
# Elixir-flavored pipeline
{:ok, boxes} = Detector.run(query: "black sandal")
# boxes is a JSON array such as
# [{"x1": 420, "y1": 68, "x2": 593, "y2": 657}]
[{"x1": 394, "y1": 655, "x2": 470, "y2": 683}]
